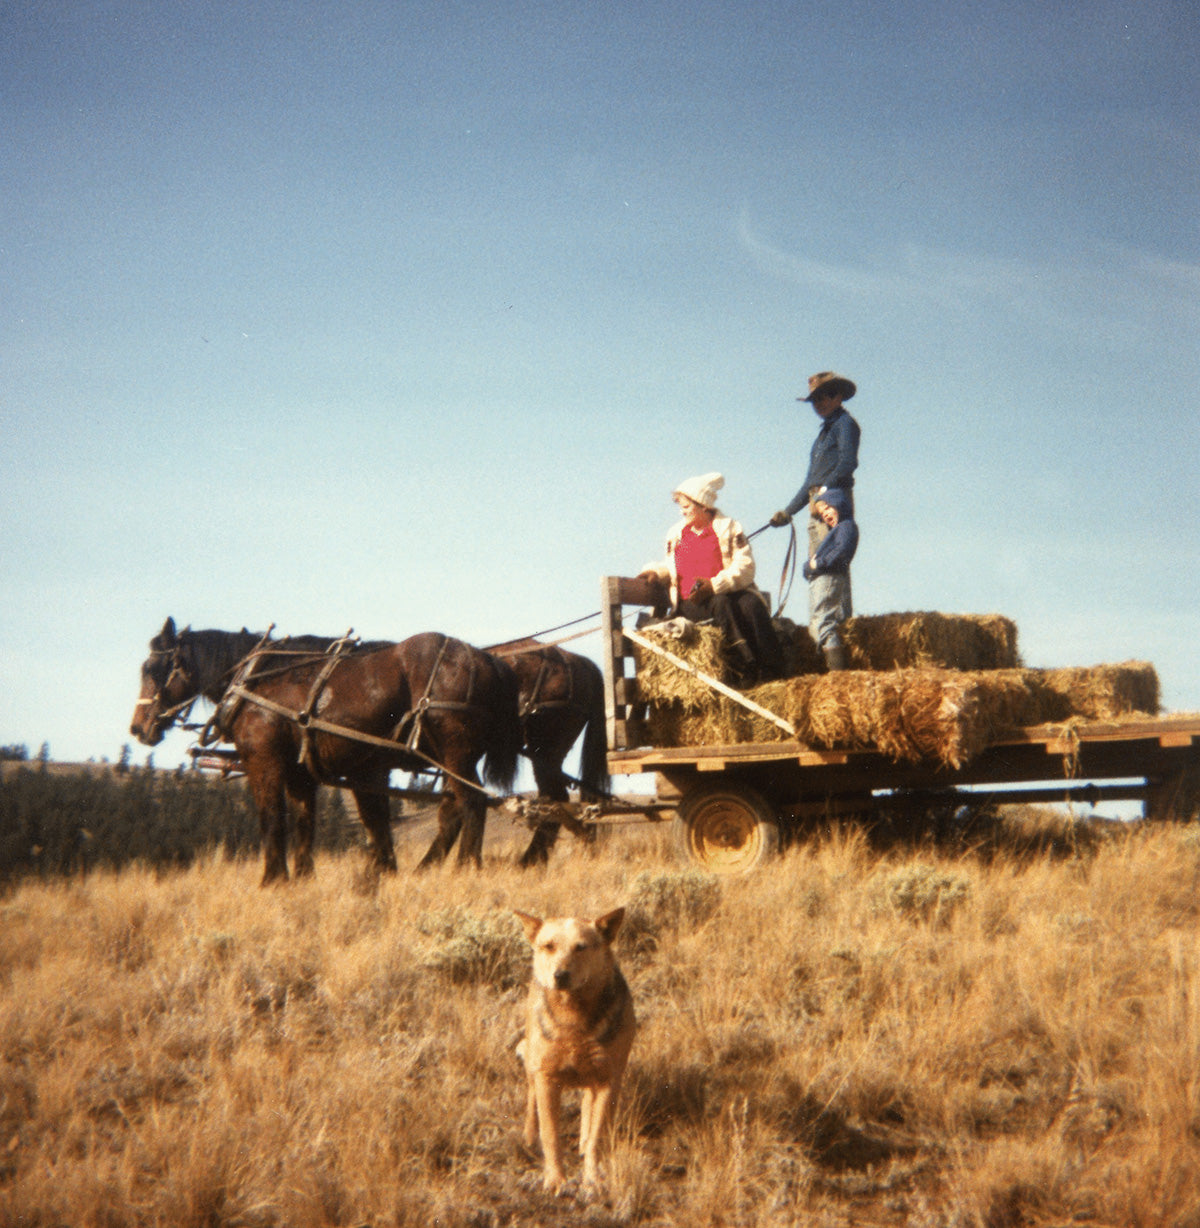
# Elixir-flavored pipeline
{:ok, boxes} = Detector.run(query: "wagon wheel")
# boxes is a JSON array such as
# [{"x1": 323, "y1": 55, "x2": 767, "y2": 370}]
[{"x1": 674, "y1": 784, "x2": 781, "y2": 874}]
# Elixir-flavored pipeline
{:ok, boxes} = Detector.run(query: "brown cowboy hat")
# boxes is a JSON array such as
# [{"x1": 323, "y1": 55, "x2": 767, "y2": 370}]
[{"x1": 798, "y1": 371, "x2": 857, "y2": 402}]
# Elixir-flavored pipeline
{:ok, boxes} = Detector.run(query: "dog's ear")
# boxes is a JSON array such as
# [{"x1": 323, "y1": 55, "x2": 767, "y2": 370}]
[
  {"x1": 513, "y1": 911, "x2": 544, "y2": 944},
  {"x1": 593, "y1": 908, "x2": 625, "y2": 944}
]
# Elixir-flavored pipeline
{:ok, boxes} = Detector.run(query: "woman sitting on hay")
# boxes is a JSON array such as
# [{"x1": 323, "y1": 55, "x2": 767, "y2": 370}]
[{"x1": 638, "y1": 472, "x2": 784, "y2": 687}]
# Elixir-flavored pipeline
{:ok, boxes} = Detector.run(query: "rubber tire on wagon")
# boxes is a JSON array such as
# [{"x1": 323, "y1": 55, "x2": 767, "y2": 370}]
[{"x1": 674, "y1": 783, "x2": 782, "y2": 873}]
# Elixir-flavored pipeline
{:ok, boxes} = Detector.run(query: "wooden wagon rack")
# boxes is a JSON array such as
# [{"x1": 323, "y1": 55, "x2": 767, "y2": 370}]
[{"x1": 599, "y1": 575, "x2": 1200, "y2": 870}]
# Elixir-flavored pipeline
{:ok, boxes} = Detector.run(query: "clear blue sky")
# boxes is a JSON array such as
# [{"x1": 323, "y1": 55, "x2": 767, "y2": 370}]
[{"x1": 3, "y1": 0, "x2": 1197, "y2": 769}]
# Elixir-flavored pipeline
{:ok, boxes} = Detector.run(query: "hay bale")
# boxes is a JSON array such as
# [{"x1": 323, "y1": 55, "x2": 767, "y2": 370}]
[
  {"x1": 633, "y1": 623, "x2": 730, "y2": 707},
  {"x1": 652, "y1": 667, "x2": 1116, "y2": 769},
  {"x1": 640, "y1": 610, "x2": 1021, "y2": 700},
  {"x1": 636, "y1": 623, "x2": 1161, "y2": 771},
  {"x1": 880, "y1": 669, "x2": 1058, "y2": 769},
  {"x1": 1038, "y1": 662, "x2": 1159, "y2": 720},
  {"x1": 842, "y1": 612, "x2": 1020, "y2": 671},
  {"x1": 643, "y1": 700, "x2": 746, "y2": 747}
]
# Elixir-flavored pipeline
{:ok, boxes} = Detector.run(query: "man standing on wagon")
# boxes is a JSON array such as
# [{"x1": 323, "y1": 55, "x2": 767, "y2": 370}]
[
  {"x1": 769, "y1": 370, "x2": 861, "y2": 557},
  {"x1": 770, "y1": 371, "x2": 861, "y2": 672}
]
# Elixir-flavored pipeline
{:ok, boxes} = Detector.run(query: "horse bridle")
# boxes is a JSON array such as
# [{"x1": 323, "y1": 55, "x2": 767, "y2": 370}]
[{"x1": 134, "y1": 644, "x2": 198, "y2": 733}]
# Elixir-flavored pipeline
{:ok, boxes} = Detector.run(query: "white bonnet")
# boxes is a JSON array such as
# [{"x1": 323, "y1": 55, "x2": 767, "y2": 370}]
[{"x1": 673, "y1": 472, "x2": 724, "y2": 510}]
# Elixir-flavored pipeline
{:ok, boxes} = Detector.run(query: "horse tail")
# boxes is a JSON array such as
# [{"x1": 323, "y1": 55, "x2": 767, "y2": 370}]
[
  {"x1": 576, "y1": 658, "x2": 611, "y2": 802},
  {"x1": 482, "y1": 654, "x2": 522, "y2": 793}
]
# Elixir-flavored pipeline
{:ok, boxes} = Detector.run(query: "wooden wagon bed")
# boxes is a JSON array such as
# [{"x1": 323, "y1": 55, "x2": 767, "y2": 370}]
[{"x1": 599, "y1": 576, "x2": 1200, "y2": 870}]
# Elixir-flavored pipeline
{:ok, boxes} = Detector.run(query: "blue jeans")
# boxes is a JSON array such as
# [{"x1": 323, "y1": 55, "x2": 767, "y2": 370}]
[{"x1": 809, "y1": 572, "x2": 852, "y2": 648}]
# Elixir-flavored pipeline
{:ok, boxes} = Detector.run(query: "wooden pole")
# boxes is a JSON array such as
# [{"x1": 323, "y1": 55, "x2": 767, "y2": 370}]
[{"x1": 622, "y1": 626, "x2": 796, "y2": 738}]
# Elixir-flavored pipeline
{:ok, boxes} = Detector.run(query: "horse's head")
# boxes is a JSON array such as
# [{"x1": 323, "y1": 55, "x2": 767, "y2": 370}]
[{"x1": 130, "y1": 617, "x2": 200, "y2": 746}]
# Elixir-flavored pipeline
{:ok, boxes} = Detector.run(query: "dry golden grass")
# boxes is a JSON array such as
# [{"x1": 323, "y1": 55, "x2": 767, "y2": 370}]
[{"x1": 3, "y1": 813, "x2": 1200, "y2": 1226}]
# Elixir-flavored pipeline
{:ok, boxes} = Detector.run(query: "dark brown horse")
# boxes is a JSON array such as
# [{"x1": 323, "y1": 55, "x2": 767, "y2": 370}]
[
  {"x1": 499, "y1": 644, "x2": 610, "y2": 866},
  {"x1": 130, "y1": 618, "x2": 521, "y2": 883}
]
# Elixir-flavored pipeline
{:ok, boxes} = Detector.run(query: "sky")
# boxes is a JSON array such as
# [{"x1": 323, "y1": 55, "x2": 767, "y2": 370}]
[{"x1": 2, "y1": 0, "x2": 1198, "y2": 779}]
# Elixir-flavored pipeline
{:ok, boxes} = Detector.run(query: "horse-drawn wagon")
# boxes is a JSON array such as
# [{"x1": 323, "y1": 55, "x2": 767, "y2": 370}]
[
  {"x1": 132, "y1": 581, "x2": 1200, "y2": 881},
  {"x1": 597, "y1": 576, "x2": 1200, "y2": 873}
]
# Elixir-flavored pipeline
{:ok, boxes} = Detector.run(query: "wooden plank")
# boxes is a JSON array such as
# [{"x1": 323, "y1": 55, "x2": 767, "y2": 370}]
[
  {"x1": 997, "y1": 716, "x2": 1200, "y2": 747},
  {"x1": 614, "y1": 677, "x2": 641, "y2": 704},
  {"x1": 797, "y1": 750, "x2": 851, "y2": 766},
  {"x1": 697, "y1": 759, "x2": 727, "y2": 772},
  {"x1": 611, "y1": 575, "x2": 666, "y2": 606},
  {"x1": 623, "y1": 626, "x2": 797, "y2": 737},
  {"x1": 1159, "y1": 732, "x2": 1194, "y2": 748},
  {"x1": 615, "y1": 740, "x2": 807, "y2": 763},
  {"x1": 600, "y1": 577, "x2": 627, "y2": 750}
]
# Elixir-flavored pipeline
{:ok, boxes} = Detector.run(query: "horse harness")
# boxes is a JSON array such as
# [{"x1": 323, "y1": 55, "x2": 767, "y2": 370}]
[
  {"x1": 216, "y1": 632, "x2": 492, "y2": 794},
  {"x1": 495, "y1": 645, "x2": 587, "y2": 725},
  {"x1": 135, "y1": 643, "x2": 204, "y2": 731}
]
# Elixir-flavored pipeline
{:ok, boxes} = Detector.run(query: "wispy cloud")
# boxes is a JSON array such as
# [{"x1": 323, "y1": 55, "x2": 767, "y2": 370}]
[{"x1": 736, "y1": 209, "x2": 1200, "y2": 347}]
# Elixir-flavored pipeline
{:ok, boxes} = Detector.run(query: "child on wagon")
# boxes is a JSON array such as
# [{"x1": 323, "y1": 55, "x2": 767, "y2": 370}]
[{"x1": 802, "y1": 488, "x2": 858, "y2": 672}]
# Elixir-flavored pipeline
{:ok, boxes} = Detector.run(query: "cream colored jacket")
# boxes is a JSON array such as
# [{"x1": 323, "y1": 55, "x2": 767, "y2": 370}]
[{"x1": 642, "y1": 514, "x2": 763, "y2": 609}]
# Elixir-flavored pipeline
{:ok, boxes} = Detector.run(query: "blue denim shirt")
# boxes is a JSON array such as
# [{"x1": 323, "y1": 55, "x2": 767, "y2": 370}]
[{"x1": 784, "y1": 408, "x2": 861, "y2": 517}]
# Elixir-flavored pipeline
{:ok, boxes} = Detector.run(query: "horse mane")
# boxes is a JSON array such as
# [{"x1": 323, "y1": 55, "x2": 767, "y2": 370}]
[{"x1": 180, "y1": 628, "x2": 266, "y2": 702}]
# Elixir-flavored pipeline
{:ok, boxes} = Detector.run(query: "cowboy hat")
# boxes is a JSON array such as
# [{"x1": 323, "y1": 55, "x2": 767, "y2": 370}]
[{"x1": 799, "y1": 371, "x2": 857, "y2": 402}]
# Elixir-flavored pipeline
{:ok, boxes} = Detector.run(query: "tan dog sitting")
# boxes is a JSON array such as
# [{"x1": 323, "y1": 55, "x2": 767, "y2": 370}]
[{"x1": 514, "y1": 908, "x2": 636, "y2": 1194}]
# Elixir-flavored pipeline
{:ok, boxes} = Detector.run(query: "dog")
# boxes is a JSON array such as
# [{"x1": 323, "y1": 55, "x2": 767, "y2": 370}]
[{"x1": 513, "y1": 907, "x2": 636, "y2": 1194}]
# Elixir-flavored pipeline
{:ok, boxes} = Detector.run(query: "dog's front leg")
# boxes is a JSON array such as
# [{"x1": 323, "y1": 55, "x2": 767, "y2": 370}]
[
  {"x1": 534, "y1": 1076, "x2": 566, "y2": 1192},
  {"x1": 580, "y1": 1082, "x2": 616, "y2": 1190},
  {"x1": 523, "y1": 1079, "x2": 539, "y2": 1150},
  {"x1": 579, "y1": 1087, "x2": 595, "y2": 1155}
]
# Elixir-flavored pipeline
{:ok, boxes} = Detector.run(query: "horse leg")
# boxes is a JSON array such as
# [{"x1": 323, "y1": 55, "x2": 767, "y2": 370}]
[
  {"x1": 519, "y1": 754, "x2": 567, "y2": 868},
  {"x1": 286, "y1": 770, "x2": 318, "y2": 878},
  {"x1": 455, "y1": 779, "x2": 488, "y2": 869},
  {"x1": 245, "y1": 759, "x2": 290, "y2": 885},
  {"x1": 353, "y1": 785, "x2": 398, "y2": 874},
  {"x1": 416, "y1": 790, "x2": 463, "y2": 869}
]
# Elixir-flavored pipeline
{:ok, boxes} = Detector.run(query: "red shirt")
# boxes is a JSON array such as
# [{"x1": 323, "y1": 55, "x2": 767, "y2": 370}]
[{"x1": 674, "y1": 524, "x2": 723, "y2": 598}]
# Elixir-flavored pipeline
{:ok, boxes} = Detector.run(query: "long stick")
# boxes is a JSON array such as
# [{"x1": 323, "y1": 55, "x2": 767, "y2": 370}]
[{"x1": 622, "y1": 626, "x2": 796, "y2": 737}]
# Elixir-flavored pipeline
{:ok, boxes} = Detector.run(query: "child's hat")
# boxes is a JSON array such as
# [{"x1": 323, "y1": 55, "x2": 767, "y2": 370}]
[{"x1": 673, "y1": 472, "x2": 724, "y2": 509}]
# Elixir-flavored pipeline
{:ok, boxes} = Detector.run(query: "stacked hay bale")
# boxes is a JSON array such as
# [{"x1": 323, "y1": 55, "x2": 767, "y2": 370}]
[
  {"x1": 634, "y1": 612, "x2": 1159, "y2": 767},
  {"x1": 634, "y1": 624, "x2": 746, "y2": 747},
  {"x1": 842, "y1": 611, "x2": 1020, "y2": 671}
]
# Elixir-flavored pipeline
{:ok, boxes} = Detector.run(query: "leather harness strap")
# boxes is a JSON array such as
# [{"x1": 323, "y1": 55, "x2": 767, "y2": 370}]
[
  {"x1": 203, "y1": 631, "x2": 496, "y2": 796},
  {"x1": 295, "y1": 634, "x2": 358, "y2": 774},
  {"x1": 518, "y1": 648, "x2": 580, "y2": 719}
]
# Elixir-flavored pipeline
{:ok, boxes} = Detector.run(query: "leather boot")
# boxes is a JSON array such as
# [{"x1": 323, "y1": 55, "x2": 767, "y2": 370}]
[{"x1": 823, "y1": 644, "x2": 848, "y2": 672}]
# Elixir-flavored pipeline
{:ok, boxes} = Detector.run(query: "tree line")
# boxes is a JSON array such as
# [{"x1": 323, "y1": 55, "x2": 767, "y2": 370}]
[{"x1": 0, "y1": 761, "x2": 358, "y2": 886}]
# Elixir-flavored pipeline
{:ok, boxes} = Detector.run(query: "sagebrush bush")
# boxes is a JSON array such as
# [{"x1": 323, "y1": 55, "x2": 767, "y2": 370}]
[
  {"x1": 415, "y1": 904, "x2": 528, "y2": 988},
  {"x1": 868, "y1": 860, "x2": 972, "y2": 922},
  {"x1": 623, "y1": 868, "x2": 722, "y2": 946}
]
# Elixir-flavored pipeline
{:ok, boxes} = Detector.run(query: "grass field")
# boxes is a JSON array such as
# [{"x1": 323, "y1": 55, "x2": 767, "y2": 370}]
[{"x1": 2, "y1": 811, "x2": 1199, "y2": 1227}]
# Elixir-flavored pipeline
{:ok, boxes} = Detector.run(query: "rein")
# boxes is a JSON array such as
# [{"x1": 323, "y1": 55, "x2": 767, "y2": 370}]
[
  {"x1": 772, "y1": 519, "x2": 799, "y2": 617},
  {"x1": 486, "y1": 519, "x2": 794, "y2": 653}
]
